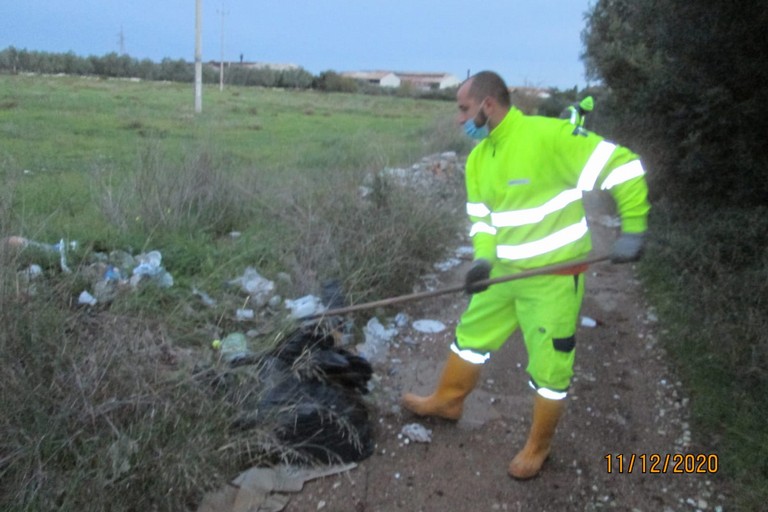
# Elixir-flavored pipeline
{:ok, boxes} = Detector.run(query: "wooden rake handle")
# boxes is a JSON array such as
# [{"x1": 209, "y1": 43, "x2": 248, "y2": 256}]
[{"x1": 301, "y1": 254, "x2": 611, "y2": 320}]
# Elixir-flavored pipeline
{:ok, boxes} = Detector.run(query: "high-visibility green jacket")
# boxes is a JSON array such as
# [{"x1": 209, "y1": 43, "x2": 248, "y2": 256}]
[{"x1": 466, "y1": 107, "x2": 649, "y2": 272}]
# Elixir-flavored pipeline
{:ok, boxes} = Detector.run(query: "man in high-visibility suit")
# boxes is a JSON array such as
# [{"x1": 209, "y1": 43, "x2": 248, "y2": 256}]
[{"x1": 402, "y1": 71, "x2": 649, "y2": 480}]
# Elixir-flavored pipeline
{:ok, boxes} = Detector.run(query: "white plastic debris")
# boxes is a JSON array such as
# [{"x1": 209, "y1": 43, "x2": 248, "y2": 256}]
[
  {"x1": 236, "y1": 308, "x2": 255, "y2": 321},
  {"x1": 131, "y1": 250, "x2": 173, "y2": 288},
  {"x1": 580, "y1": 316, "x2": 598, "y2": 328},
  {"x1": 394, "y1": 312, "x2": 409, "y2": 328},
  {"x1": 356, "y1": 317, "x2": 398, "y2": 364},
  {"x1": 229, "y1": 267, "x2": 275, "y2": 307},
  {"x1": 400, "y1": 423, "x2": 432, "y2": 443},
  {"x1": 412, "y1": 319, "x2": 446, "y2": 333},
  {"x1": 284, "y1": 294, "x2": 325, "y2": 319},
  {"x1": 454, "y1": 245, "x2": 474, "y2": 258},
  {"x1": 192, "y1": 287, "x2": 217, "y2": 307},
  {"x1": 433, "y1": 257, "x2": 461, "y2": 272},
  {"x1": 24, "y1": 264, "x2": 43, "y2": 279},
  {"x1": 78, "y1": 290, "x2": 97, "y2": 306}
]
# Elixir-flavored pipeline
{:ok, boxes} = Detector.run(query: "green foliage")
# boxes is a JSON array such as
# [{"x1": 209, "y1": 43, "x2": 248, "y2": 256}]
[
  {"x1": 640, "y1": 204, "x2": 768, "y2": 509},
  {"x1": 0, "y1": 277, "x2": 274, "y2": 511},
  {"x1": 582, "y1": 1, "x2": 768, "y2": 207},
  {"x1": 584, "y1": 3, "x2": 768, "y2": 506},
  {"x1": 312, "y1": 70, "x2": 359, "y2": 93}
]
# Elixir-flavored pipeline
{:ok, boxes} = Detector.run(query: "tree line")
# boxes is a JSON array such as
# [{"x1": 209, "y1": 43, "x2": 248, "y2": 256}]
[
  {"x1": 0, "y1": 46, "x2": 466, "y2": 100},
  {"x1": 583, "y1": 0, "x2": 768, "y2": 208}
]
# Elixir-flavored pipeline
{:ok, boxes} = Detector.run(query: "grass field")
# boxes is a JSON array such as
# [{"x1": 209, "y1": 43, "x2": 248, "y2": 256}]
[
  {"x1": 1, "y1": 74, "x2": 468, "y2": 241},
  {"x1": 0, "y1": 74, "x2": 471, "y2": 511}
]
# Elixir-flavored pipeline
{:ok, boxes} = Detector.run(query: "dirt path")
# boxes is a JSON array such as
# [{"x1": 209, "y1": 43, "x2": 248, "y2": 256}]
[{"x1": 283, "y1": 204, "x2": 732, "y2": 512}]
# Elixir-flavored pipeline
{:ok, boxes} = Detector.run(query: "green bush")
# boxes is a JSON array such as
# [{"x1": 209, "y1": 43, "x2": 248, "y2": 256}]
[{"x1": 641, "y1": 203, "x2": 768, "y2": 509}]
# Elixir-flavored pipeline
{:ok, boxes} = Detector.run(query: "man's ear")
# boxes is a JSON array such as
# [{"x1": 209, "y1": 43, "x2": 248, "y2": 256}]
[{"x1": 483, "y1": 96, "x2": 498, "y2": 114}]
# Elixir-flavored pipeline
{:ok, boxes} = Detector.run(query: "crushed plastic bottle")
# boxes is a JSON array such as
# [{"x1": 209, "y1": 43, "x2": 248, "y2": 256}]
[{"x1": 216, "y1": 332, "x2": 249, "y2": 363}]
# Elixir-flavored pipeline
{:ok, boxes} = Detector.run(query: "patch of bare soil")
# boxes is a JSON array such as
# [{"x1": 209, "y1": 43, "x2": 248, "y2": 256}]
[{"x1": 282, "y1": 204, "x2": 733, "y2": 512}]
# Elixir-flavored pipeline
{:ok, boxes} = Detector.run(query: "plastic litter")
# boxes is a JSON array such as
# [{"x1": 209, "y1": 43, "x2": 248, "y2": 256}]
[
  {"x1": 412, "y1": 319, "x2": 446, "y2": 333},
  {"x1": 217, "y1": 332, "x2": 249, "y2": 363},
  {"x1": 236, "y1": 308, "x2": 255, "y2": 321},
  {"x1": 580, "y1": 316, "x2": 598, "y2": 328},
  {"x1": 78, "y1": 290, "x2": 97, "y2": 306},
  {"x1": 433, "y1": 257, "x2": 461, "y2": 272},
  {"x1": 229, "y1": 267, "x2": 275, "y2": 307},
  {"x1": 356, "y1": 317, "x2": 397, "y2": 364},
  {"x1": 284, "y1": 294, "x2": 325, "y2": 319},
  {"x1": 192, "y1": 287, "x2": 217, "y2": 307},
  {"x1": 400, "y1": 423, "x2": 432, "y2": 443},
  {"x1": 23, "y1": 264, "x2": 43, "y2": 280},
  {"x1": 130, "y1": 250, "x2": 173, "y2": 288}
]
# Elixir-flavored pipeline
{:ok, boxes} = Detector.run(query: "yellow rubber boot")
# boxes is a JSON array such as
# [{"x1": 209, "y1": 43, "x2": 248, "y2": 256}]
[
  {"x1": 508, "y1": 394, "x2": 565, "y2": 479},
  {"x1": 401, "y1": 352, "x2": 482, "y2": 420}
]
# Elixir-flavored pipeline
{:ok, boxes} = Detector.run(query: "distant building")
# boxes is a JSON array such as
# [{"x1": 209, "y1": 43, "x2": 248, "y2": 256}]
[
  {"x1": 396, "y1": 72, "x2": 460, "y2": 90},
  {"x1": 508, "y1": 86, "x2": 552, "y2": 99},
  {"x1": 342, "y1": 70, "x2": 460, "y2": 90},
  {"x1": 340, "y1": 71, "x2": 401, "y2": 87}
]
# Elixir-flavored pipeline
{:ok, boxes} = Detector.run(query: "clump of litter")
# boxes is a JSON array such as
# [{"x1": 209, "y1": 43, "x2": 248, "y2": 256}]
[
  {"x1": 400, "y1": 423, "x2": 432, "y2": 443},
  {"x1": 412, "y1": 319, "x2": 446, "y2": 333},
  {"x1": 229, "y1": 267, "x2": 275, "y2": 307},
  {"x1": 284, "y1": 294, "x2": 325, "y2": 319},
  {"x1": 433, "y1": 257, "x2": 461, "y2": 272},
  {"x1": 356, "y1": 317, "x2": 398, "y2": 364}
]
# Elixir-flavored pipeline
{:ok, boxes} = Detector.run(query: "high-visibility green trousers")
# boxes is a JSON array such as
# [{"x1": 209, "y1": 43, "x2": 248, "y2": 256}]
[{"x1": 453, "y1": 272, "x2": 585, "y2": 398}]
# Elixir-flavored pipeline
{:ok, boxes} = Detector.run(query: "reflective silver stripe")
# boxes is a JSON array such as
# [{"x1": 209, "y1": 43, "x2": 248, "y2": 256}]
[
  {"x1": 496, "y1": 218, "x2": 588, "y2": 260},
  {"x1": 469, "y1": 221, "x2": 497, "y2": 237},
  {"x1": 601, "y1": 160, "x2": 645, "y2": 190},
  {"x1": 476, "y1": 142, "x2": 616, "y2": 229},
  {"x1": 528, "y1": 380, "x2": 568, "y2": 400},
  {"x1": 450, "y1": 342, "x2": 489, "y2": 364},
  {"x1": 491, "y1": 189, "x2": 582, "y2": 227},
  {"x1": 466, "y1": 202, "x2": 491, "y2": 217},
  {"x1": 577, "y1": 141, "x2": 616, "y2": 192}
]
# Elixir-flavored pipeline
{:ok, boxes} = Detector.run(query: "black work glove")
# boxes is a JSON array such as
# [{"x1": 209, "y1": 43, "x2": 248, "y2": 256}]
[
  {"x1": 611, "y1": 232, "x2": 645, "y2": 263},
  {"x1": 464, "y1": 259, "x2": 492, "y2": 294}
]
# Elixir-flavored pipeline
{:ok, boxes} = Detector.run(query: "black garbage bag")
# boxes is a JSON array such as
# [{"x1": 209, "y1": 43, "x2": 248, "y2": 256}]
[{"x1": 229, "y1": 323, "x2": 375, "y2": 464}]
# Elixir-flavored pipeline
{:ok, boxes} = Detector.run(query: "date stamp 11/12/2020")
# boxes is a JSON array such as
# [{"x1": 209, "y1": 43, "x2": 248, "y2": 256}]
[{"x1": 605, "y1": 453, "x2": 719, "y2": 474}]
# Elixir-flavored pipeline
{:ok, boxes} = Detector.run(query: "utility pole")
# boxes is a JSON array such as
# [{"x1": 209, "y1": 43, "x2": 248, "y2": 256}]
[
  {"x1": 218, "y1": 2, "x2": 228, "y2": 92},
  {"x1": 118, "y1": 25, "x2": 126, "y2": 55},
  {"x1": 194, "y1": 0, "x2": 202, "y2": 113}
]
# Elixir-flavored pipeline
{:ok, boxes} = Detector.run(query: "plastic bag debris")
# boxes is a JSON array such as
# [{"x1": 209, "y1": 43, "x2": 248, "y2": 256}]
[
  {"x1": 130, "y1": 250, "x2": 173, "y2": 288},
  {"x1": 412, "y1": 319, "x2": 446, "y2": 333},
  {"x1": 192, "y1": 287, "x2": 217, "y2": 307},
  {"x1": 216, "y1": 332, "x2": 249, "y2": 363},
  {"x1": 433, "y1": 257, "x2": 462, "y2": 272},
  {"x1": 400, "y1": 423, "x2": 432, "y2": 443},
  {"x1": 229, "y1": 267, "x2": 275, "y2": 307},
  {"x1": 284, "y1": 294, "x2": 325, "y2": 319},
  {"x1": 236, "y1": 308, "x2": 255, "y2": 321},
  {"x1": 78, "y1": 290, "x2": 97, "y2": 306},
  {"x1": 580, "y1": 316, "x2": 598, "y2": 328},
  {"x1": 356, "y1": 317, "x2": 397, "y2": 364}
]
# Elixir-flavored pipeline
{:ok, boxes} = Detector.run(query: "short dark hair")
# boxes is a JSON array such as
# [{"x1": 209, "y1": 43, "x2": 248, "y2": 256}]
[{"x1": 467, "y1": 71, "x2": 510, "y2": 108}]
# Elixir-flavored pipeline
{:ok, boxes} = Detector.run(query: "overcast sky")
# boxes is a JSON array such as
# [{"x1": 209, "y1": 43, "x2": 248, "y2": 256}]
[{"x1": 1, "y1": 1, "x2": 596, "y2": 89}]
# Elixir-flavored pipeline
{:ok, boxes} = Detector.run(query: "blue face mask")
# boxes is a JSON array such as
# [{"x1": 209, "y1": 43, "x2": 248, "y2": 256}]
[
  {"x1": 463, "y1": 103, "x2": 489, "y2": 140},
  {"x1": 464, "y1": 118, "x2": 489, "y2": 140}
]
